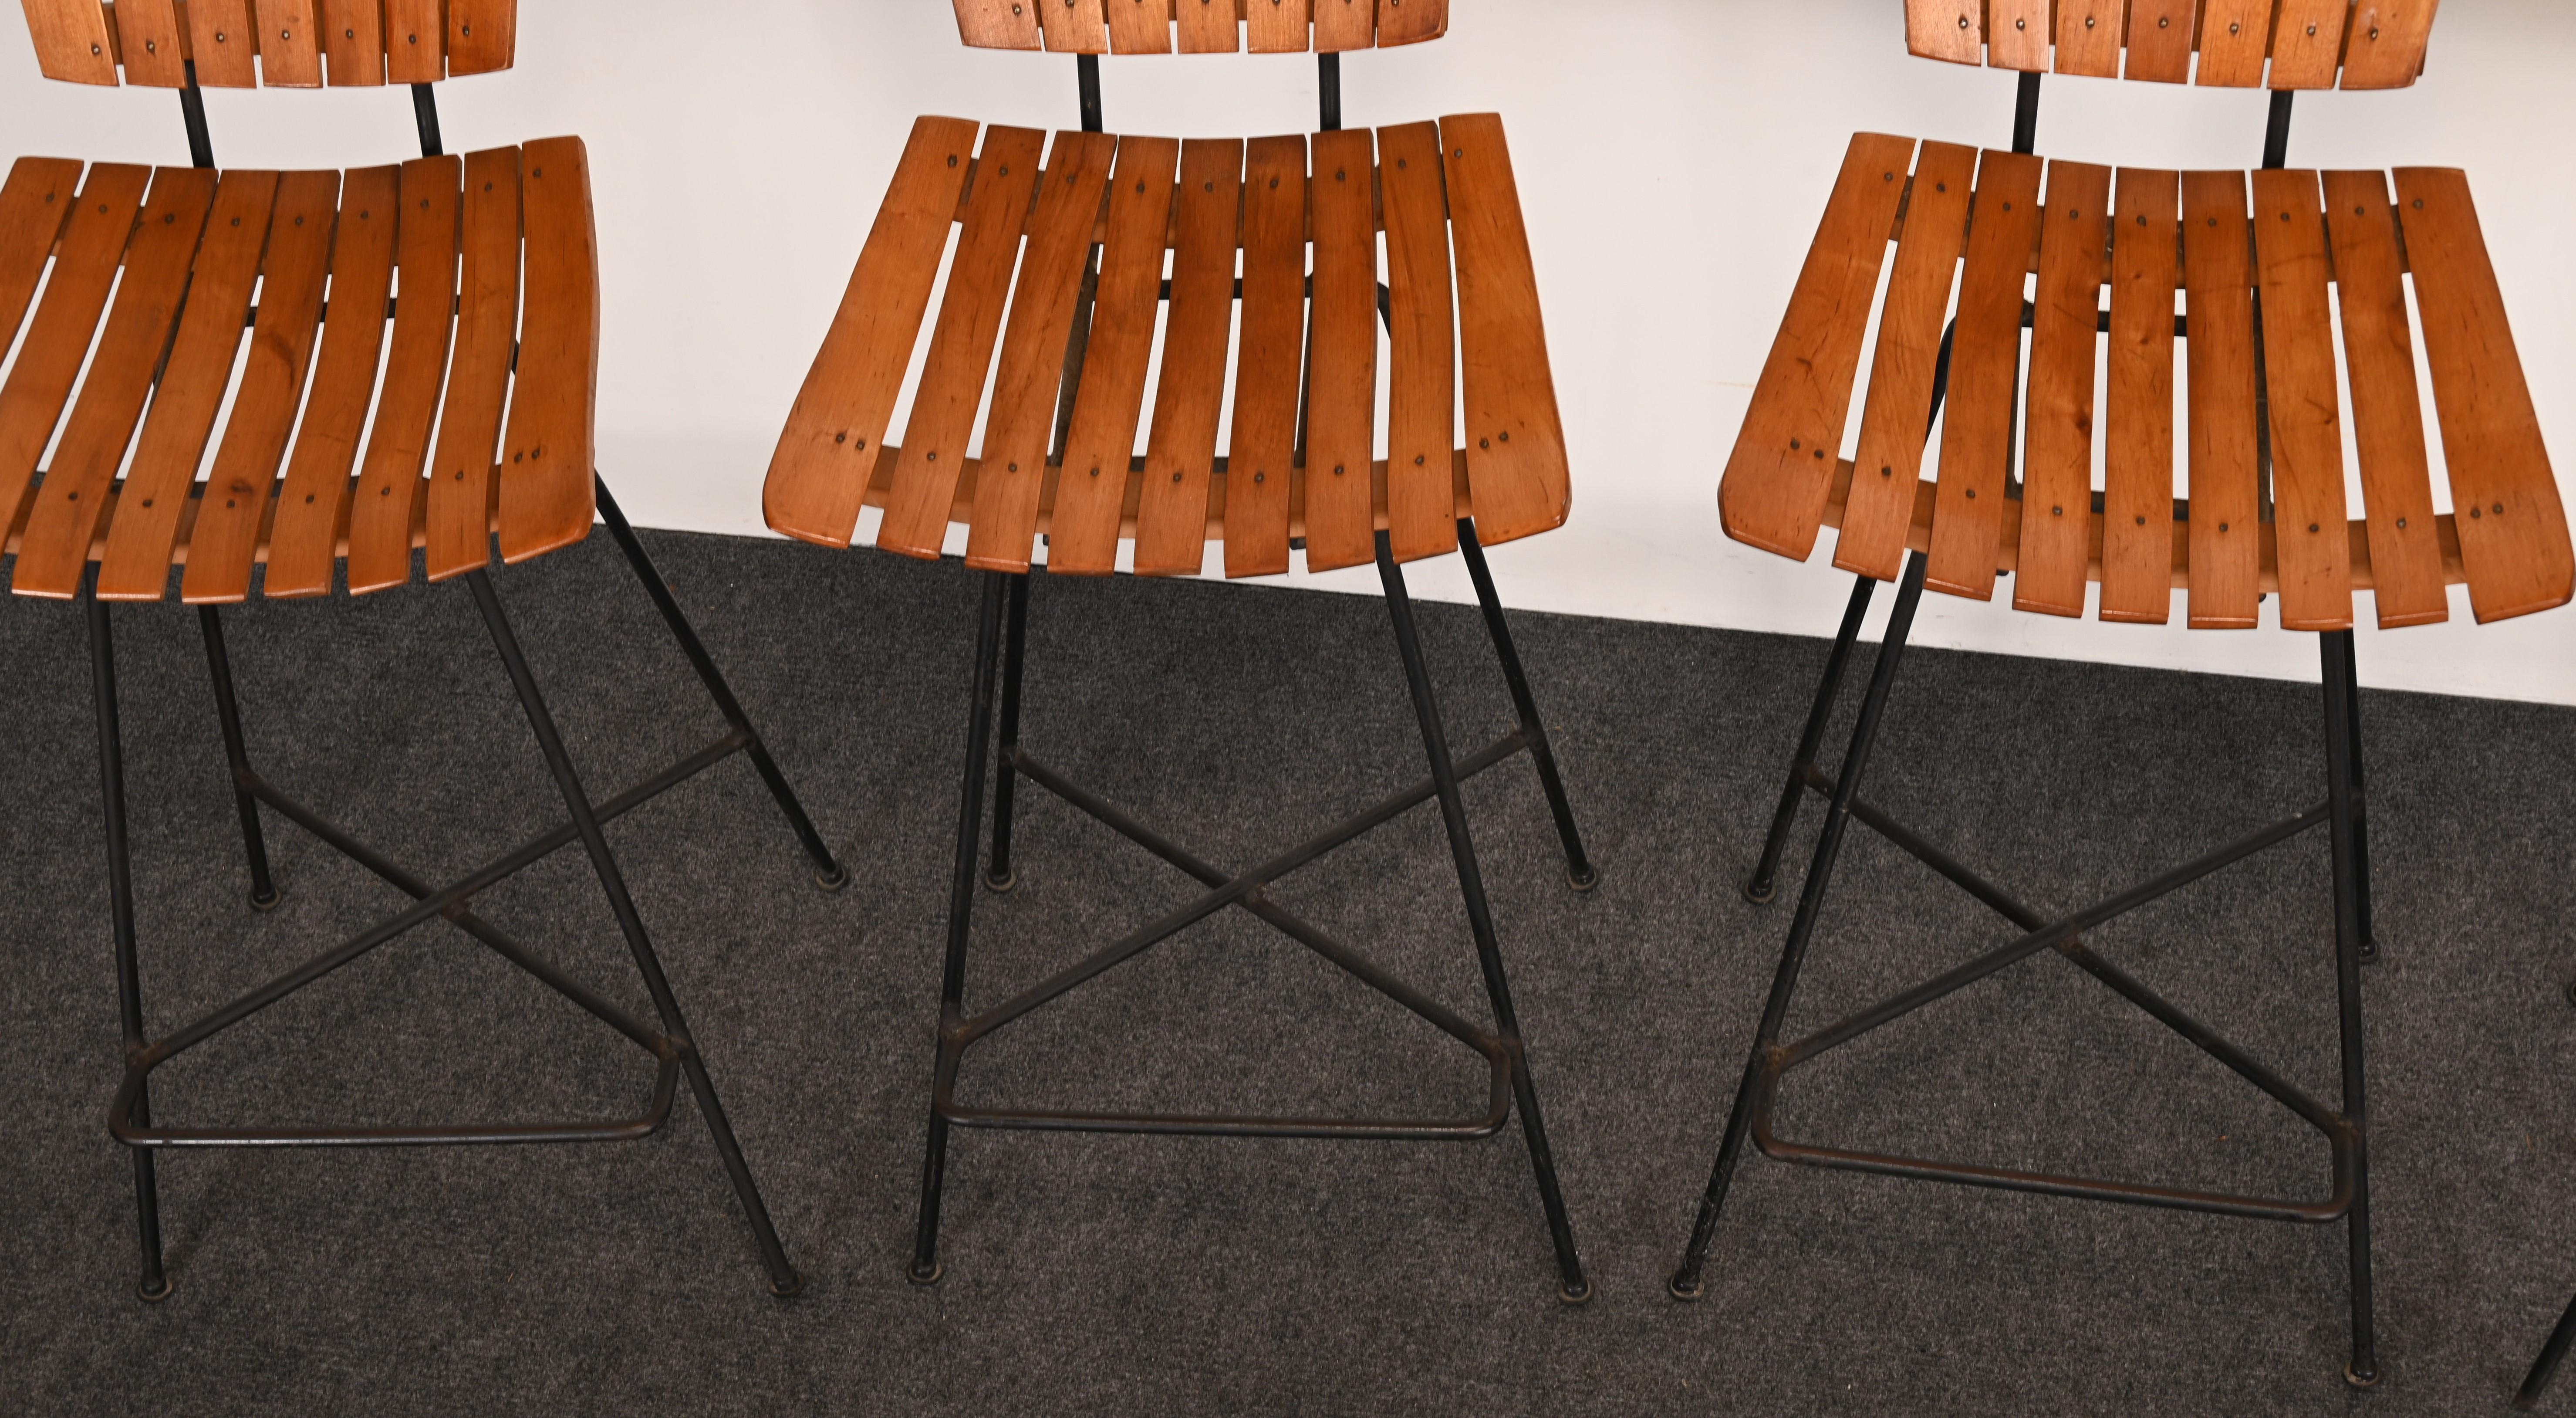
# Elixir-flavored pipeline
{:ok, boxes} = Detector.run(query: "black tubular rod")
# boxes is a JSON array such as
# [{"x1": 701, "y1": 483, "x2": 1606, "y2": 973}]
[
  {"x1": 1076, "y1": 53, "x2": 1103, "y2": 133},
  {"x1": 592, "y1": 478, "x2": 847, "y2": 885},
  {"x1": 2322, "y1": 630, "x2": 2378, "y2": 1386},
  {"x1": 86, "y1": 579, "x2": 168, "y2": 1300},
  {"x1": 2011, "y1": 71, "x2": 2042, "y2": 155},
  {"x1": 1457, "y1": 518, "x2": 1597, "y2": 887},
  {"x1": 2521, "y1": 1293, "x2": 2576, "y2": 1408},
  {"x1": 113, "y1": 1056, "x2": 681, "y2": 1149},
  {"x1": 986, "y1": 570, "x2": 1033, "y2": 890},
  {"x1": 915, "y1": 571, "x2": 1010, "y2": 1283},
  {"x1": 1376, "y1": 529, "x2": 1589, "y2": 1303},
  {"x1": 412, "y1": 83, "x2": 444, "y2": 158},
  {"x1": 196, "y1": 607, "x2": 280, "y2": 909},
  {"x1": 1318, "y1": 52, "x2": 1343, "y2": 132},
  {"x1": 1671, "y1": 552, "x2": 1928, "y2": 1298},
  {"x1": 465, "y1": 569, "x2": 800, "y2": 1297},
  {"x1": 2262, "y1": 89, "x2": 2295, "y2": 169},
  {"x1": 2342, "y1": 641, "x2": 2376, "y2": 960},
  {"x1": 1755, "y1": 1125, "x2": 2349, "y2": 1223},
  {"x1": 179, "y1": 64, "x2": 214, "y2": 168},
  {"x1": 1925, "y1": 320, "x2": 1959, "y2": 430},
  {"x1": 1747, "y1": 575, "x2": 1875, "y2": 901}
]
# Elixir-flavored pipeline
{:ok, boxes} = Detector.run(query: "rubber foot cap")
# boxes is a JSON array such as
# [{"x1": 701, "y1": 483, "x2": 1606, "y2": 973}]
[
  {"x1": 1558, "y1": 1279, "x2": 1594, "y2": 1306},
  {"x1": 984, "y1": 871, "x2": 1017, "y2": 894},
  {"x1": 1742, "y1": 878, "x2": 1777, "y2": 906},
  {"x1": 2344, "y1": 1362, "x2": 2381, "y2": 1390},
  {"x1": 768, "y1": 1272, "x2": 806, "y2": 1299},
  {"x1": 137, "y1": 1276, "x2": 174, "y2": 1303},
  {"x1": 813, "y1": 865, "x2": 851, "y2": 893},
  {"x1": 1668, "y1": 1273, "x2": 1706, "y2": 1303},
  {"x1": 249, "y1": 887, "x2": 283, "y2": 912},
  {"x1": 1567, "y1": 865, "x2": 1600, "y2": 893},
  {"x1": 907, "y1": 1261, "x2": 944, "y2": 1286}
]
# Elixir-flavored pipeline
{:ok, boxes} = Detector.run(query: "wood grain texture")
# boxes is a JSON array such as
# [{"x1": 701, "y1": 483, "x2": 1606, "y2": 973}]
[
  {"x1": 1718, "y1": 132, "x2": 1912, "y2": 560},
  {"x1": 0, "y1": 162, "x2": 139, "y2": 545},
  {"x1": 258, "y1": 0, "x2": 325, "y2": 87},
  {"x1": 321, "y1": 0, "x2": 388, "y2": 85},
  {"x1": 2341, "y1": 0, "x2": 2438, "y2": 89},
  {"x1": 425, "y1": 146, "x2": 521, "y2": 581},
  {"x1": 1313, "y1": 0, "x2": 1374, "y2": 52},
  {"x1": 447, "y1": 0, "x2": 515, "y2": 74},
  {"x1": 1985, "y1": 0, "x2": 2049, "y2": 71},
  {"x1": 496, "y1": 137, "x2": 599, "y2": 564},
  {"x1": 1838, "y1": 139, "x2": 1972, "y2": 583},
  {"x1": 1301, "y1": 126, "x2": 1379, "y2": 572},
  {"x1": 0, "y1": 158, "x2": 81, "y2": 367},
  {"x1": 1222, "y1": 135, "x2": 1309, "y2": 579},
  {"x1": 2320, "y1": 169, "x2": 2445, "y2": 627},
  {"x1": 21, "y1": 0, "x2": 119, "y2": 83},
  {"x1": 953, "y1": 0, "x2": 1043, "y2": 49},
  {"x1": 2124, "y1": 0, "x2": 2196, "y2": 82},
  {"x1": 1134, "y1": 138, "x2": 1242, "y2": 575},
  {"x1": 266, "y1": 165, "x2": 398, "y2": 598},
  {"x1": 1037, "y1": 0, "x2": 1108, "y2": 53},
  {"x1": 2269, "y1": 0, "x2": 2351, "y2": 89},
  {"x1": 1247, "y1": 0, "x2": 1309, "y2": 53},
  {"x1": 1176, "y1": 0, "x2": 1238, "y2": 52},
  {"x1": 1046, "y1": 134, "x2": 1177, "y2": 574},
  {"x1": 184, "y1": 0, "x2": 261, "y2": 86},
  {"x1": 2012, "y1": 160, "x2": 2111, "y2": 618},
  {"x1": 2195, "y1": 0, "x2": 2274, "y2": 86},
  {"x1": 1377, "y1": 0, "x2": 1446, "y2": 46},
  {"x1": 384, "y1": 0, "x2": 444, "y2": 82},
  {"x1": 2395, "y1": 166, "x2": 2573, "y2": 623},
  {"x1": 2101, "y1": 167, "x2": 2179, "y2": 623},
  {"x1": 2180, "y1": 169, "x2": 2260, "y2": 628},
  {"x1": 346, "y1": 155, "x2": 459, "y2": 594},
  {"x1": 1380, "y1": 119, "x2": 1458, "y2": 566},
  {"x1": 1904, "y1": 0, "x2": 1983, "y2": 65},
  {"x1": 182, "y1": 169, "x2": 340, "y2": 603},
  {"x1": 1107, "y1": 0, "x2": 1172, "y2": 52},
  {"x1": 108, "y1": 0, "x2": 187, "y2": 86},
  {"x1": 2053, "y1": 0, "x2": 2123, "y2": 78},
  {"x1": 1922, "y1": 148, "x2": 2041, "y2": 602},
  {"x1": 1444, "y1": 115, "x2": 1570, "y2": 547},
  {"x1": 2248, "y1": 168, "x2": 2352, "y2": 630}
]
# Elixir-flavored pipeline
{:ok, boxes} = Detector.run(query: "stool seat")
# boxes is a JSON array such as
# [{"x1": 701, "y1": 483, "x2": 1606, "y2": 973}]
[
  {"x1": 763, "y1": 115, "x2": 1569, "y2": 578},
  {"x1": 1719, "y1": 133, "x2": 2574, "y2": 629},
  {"x1": 949, "y1": 0, "x2": 1448, "y2": 55},
  {"x1": 0, "y1": 141, "x2": 598, "y2": 603}
]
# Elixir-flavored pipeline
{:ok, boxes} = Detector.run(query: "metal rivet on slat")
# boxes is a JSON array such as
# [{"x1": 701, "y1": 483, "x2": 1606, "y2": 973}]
[
  {"x1": 2052, "y1": 505, "x2": 2063, "y2": 516},
  {"x1": 1204, "y1": 180, "x2": 1214, "y2": 191},
  {"x1": 2356, "y1": 206, "x2": 2367, "y2": 216},
  {"x1": 2229, "y1": 21, "x2": 2240, "y2": 34},
  {"x1": 2370, "y1": 27, "x2": 2381, "y2": 40},
  {"x1": 215, "y1": 31, "x2": 226, "y2": 42},
  {"x1": 1333, "y1": 465, "x2": 1345, "y2": 476},
  {"x1": 1965, "y1": 488, "x2": 1977, "y2": 499},
  {"x1": 1269, "y1": 176, "x2": 1279, "y2": 188},
  {"x1": 462, "y1": 25, "x2": 472, "y2": 36},
  {"x1": 2135, "y1": 515, "x2": 2147, "y2": 525},
  {"x1": 1172, "y1": 472, "x2": 1182, "y2": 483},
  {"x1": 1090, "y1": 467, "x2": 1101, "y2": 477},
  {"x1": 2085, "y1": 15, "x2": 2097, "y2": 27},
  {"x1": 1957, "y1": 14, "x2": 1968, "y2": 27},
  {"x1": 1254, "y1": 471, "x2": 1266, "y2": 483},
  {"x1": 165, "y1": 213, "x2": 176, "y2": 223},
  {"x1": 1936, "y1": 183, "x2": 1947, "y2": 193},
  {"x1": 1479, "y1": 439, "x2": 1489, "y2": 450},
  {"x1": 141, "y1": 499, "x2": 152, "y2": 508},
  {"x1": 2281, "y1": 211, "x2": 2290, "y2": 220},
  {"x1": 305, "y1": 494, "x2": 316, "y2": 504},
  {"x1": 2413, "y1": 199, "x2": 2424, "y2": 209},
  {"x1": 2002, "y1": 201, "x2": 2012, "y2": 211},
  {"x1": 346, "y1": 27, "x2": 355, "y2": 37},
  {"x1": 145, "y1": 40, "x2": 156, "y2": 52},
  {"x1": 2159, "y1": 15, "x2": 2169, "y2": 26},
  {"x1": 231, "y1": 216, "x2": 240, "y2": 226},
  {"x1": 229, "y1": 497, "x2": 239, "y2": 506},
  {"x1": 2396, "y1": 517, "x2": 2407, "y2": 529},
  {"x1": 2218, "y1": 521, "x2": 2230, "y2": 532},
  {"x1": 65, "y1": 491, "x2": 76, "y2": 501},
  {"x1": 1336, "y1": 170, "x2": 1346, "y2": 181},
  {"x1": 949, "y1": 156, "x2": 959, "y2": 167},
  {"x1": 281, "y1": 29, "x2": 291, "y2": 40},
  {"x1": 2495, "y1": 503, "x2": 2506, "y2": 515},
  {"x1": 91, "y1": 44, "x2": 101, "y2": 54},
  {"x1": 1415, "y1": 455, "x2": 1426, "y2": 466},
  {"x1": 2306, "y1": 24, "x2": 2317, "y2": 35},
  {"x1": 926, "y1": 452, "x2": 937, "y2": 461},
  {"x1": 1881, "y1": 466, "x2": 1894, "y2": 478},
  {"x1": 2471, "y1": 506, "x2": 2482, "y2": 518},
  {"x1": 2309, "y1": 523, "x2": 2320, "y2": 533},
  {"x1": 409, "y1": 33, "x2": 419, "y2": 43},
  {"x1": 1009, "y1": 462, "x2": 1019, "y2": 472},
  {"x1": 2015, "y1": 18, "x2": 2026, "y2": 29},
  {"x1": 835, "y1": 432, "x2": 846, "y2": 443}
]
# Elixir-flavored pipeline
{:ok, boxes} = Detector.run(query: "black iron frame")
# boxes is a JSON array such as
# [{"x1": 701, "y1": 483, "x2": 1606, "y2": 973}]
[
  {"x1": 1667, "y1": 78, "x2": 2386, "y2": 1388},
  {"x1": 902, "y1": 52, "x2": 1598, "y2": 1301},
  {"x1": 75, "y1": 77, "x2": 844, "y2": 1301}
]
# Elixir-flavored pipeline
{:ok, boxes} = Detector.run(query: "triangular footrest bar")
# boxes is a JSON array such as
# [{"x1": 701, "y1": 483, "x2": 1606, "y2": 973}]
[{"x1": 106, "y1": 1049, "x2": 682, "y2": 1149}]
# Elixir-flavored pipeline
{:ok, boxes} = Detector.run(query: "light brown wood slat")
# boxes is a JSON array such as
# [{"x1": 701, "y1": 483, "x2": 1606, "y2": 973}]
[
  {"x1": 1046, "y1": 135, "x2": 1178, "y2": 574},
  {"x1": 2248, "y1": 169, "x2": 2352, "y2": 630},
  {"x1": 496, "y1": 137, "x2": 599, "y2": 565},
  {"x1": 1838, "y1": 140, "x2": 1973, "y2": 583},
  {"x1": 1445, "y1": 113, "x2": 1569, "y2": 547},
  {"x1": 2269, "y1": 0, "x2": 2351, "y2": 88},
  {"x1": 2101, "y1": 168, "x2": 2180, "y2": 623},
  {"x1": 1904, "y1": 0, "x2": 1983, "y2": 64},
  {"x1": 2320, "y1": 169, "x2": 2444, "y2": 627},
  {"x1": 1107, "y1": 0, "x2": 1172, "y2": 52},
  {"x1": 2179, "y1": 169, "x2": 2261, "y2": 628},
  {"x1": 2124, "y1": 1, "x2": 2196, "y2": 82},
  {"x1": 1134, "y1": 139, "x2": 1243, "y2": 575},
  {"x1": 0, "y1": 158, "x2": 81, "y2": 360},
  {"x1": 871, "y1": 125, "x2": 1044, "y2": 561},
  {"x1": 22, "y1": 0, "x2": 120, "y2": 83},
  {"x1": 954, "y1": 0, "x2": 1043, "y2": 49},
  {"x1": 766, "y1": 117, "x2": 978, "y2": 548},
  {"x1": 1037, "y1": 0, "x2": 1108, "y2": 53},
  {"x1": 1176, "y1": 0, "x2": 1239, "y2": 51},
  {"x1": 2012, "y1": 160, "x2": 2113, "y2": 617},
  {"x1": 346, "y1": 155, "x2": 460, "y2": 594},
  {"x1": 96, "y1": 170, "x2": 279, "y2": 600},
  {"x1": 1718, "y1": 133, "x2": 1914, "y2": 561},
  {"x1": 1380, "y1": 119, "x2": 1457, "y2": 566},
  {"x1": 2053, "y1": 0, "x2": 2123, "y2": 77},
  {"x1": 110, "y1": 0, "x2": 189, "y2": 86},
  {"x1": 1377, "y1": 0, "x2": 1445, "y2": 46},
  {"x1": 2341, "y1": 0, "x2": 2438, "y2": 89},
  {"x1": 1921, "y1": 149, "x2": 2042, "y2": 601},
  {"x1": 321, "y1": 0, "x2": 388, "y2": 85},
  {"x1": 184, "y1": 0, "x2": 260, "y2": 86},
  {"x1": 258, "y1": 0, "x2": 324, "y2": 86},
  {"x1": 424, "y1": 146, "x2": 521, "y2": 581},
  {"x1": 182, "y1": 169, "x2": 339, "y2": 604},
  {"x1": 10, "y1": 167, "x2": 213, "y2": 597},
  {"x1": 1986, "y1": 0, "x2": 2050, "y2": 70},
  {"x1": 1301, "y1": 126, "x2": 1379, "y2": 572},
  {"x1": 2195, "y1": 0, "x2": 2272, "y2": 86},
  {"x1": 1247, "y1": 0, "x2": 1309, "y2": 53},
  {"x1": 1313, "y1": 0, "x2": 1373, "y2": 51},
  {"x1": 447, "y1": 0, "x2": 514, "y2": 74},
  {"x1": 1222, "y1": 135, "x2": 1310, "y2": 578},
  {"x1": 2395, "y1": 167, "x2": 2574, "y2": 623},
  {"x1": 384, "y1": 0, "x2": 444, "y2": 81},
  {"x1": 0, "y1": 162, "x2": 137, "y2": 540},
  {"x1": 962, "y1": 129, "x2": 1115, "y2": 571},
  {"x1": 265, "y1": 164, "x2": 397, "y2": 597}
]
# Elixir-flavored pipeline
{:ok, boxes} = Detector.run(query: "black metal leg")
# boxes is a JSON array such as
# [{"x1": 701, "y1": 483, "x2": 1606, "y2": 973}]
[
  {"x1": 196, "y1": 606, "x2": 282, "y2": 910},
  {"x1": 1745, "y1": 573, "x2": 1877, "y2": 904},
  {"x1": 2321, "y1": 630, "x2": 2379, "y2": 1387},
  {"x1": 1671, "y1": 552, "x2": 1928, "y2": 1301},
  {"x1": 2522, "y1": 1292, "x2": 2576, "y2": 1408},
  {"x1": 1455, "y1": 518, "x2": 1598, "y2": 892},
  {"x1": 913, "y1": 571, "x2": 1011, "y2": 1285},
  {"x1": 88, "y1": 581, "x2": 172, "y2": 1301},
  {"x1": 2340, "y1": 635, "x2": 2376, "y2": 962},
  {"x1": 463, "y1": 569, "x2": 803, "y2": 1297},
  {"x1": 986, "y1": 570, "x2": 1033, "y2": 892},
  {"x1": 1376, "y1": 531, "x2": 1590, "y2": 1303},
  {"x1": 593, "y1": 476, "x2": 848, "y2": 890}
]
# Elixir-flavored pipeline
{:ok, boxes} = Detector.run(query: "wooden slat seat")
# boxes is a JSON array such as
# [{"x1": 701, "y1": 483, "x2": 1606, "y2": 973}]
[
  {"x1": 1719, "y1": 133, "x2": 2573, "y2": 630},
  {"x1": 764, "y1": 115, "x2": 1570, "y2": 577},
  {"x1": 18, "y1": 0, "x2": 514, "y2": 87},
  {"x1": 1904, "y1": 0, "x2": 2442, "y2": 90},
  {"x1": 0, "y1": 140, "x2": 599, "y2": 602},
  {"x1": 948, "y1": 0, "x2": 1446, "y2": 54}
]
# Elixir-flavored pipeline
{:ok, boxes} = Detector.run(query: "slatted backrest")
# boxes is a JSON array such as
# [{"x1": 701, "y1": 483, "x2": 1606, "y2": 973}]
[
  {"x1": 1718, "y1": 133, "x2": 2572, "y2": 630},
  {"x1": 951, "y1": 0, "x2": 1448, "y2": 54},
  {"x1": 18, "y1": 0, "x2": 516, "y2": 87},
  {"x1": 1903, "y1": 0, "x2": 2442, "y2": 89},
  {"x1": 764, "y1": 114, "x2": 1567, "y2": 577},
  {"x1": 0, "y1": 139, "x2": 598, "y2": 602}
]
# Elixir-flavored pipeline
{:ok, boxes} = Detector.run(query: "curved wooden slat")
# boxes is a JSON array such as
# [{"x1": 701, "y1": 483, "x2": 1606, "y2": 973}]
[
  {"x1": 21, "y1": 0, "x2": 119, "y2": 84},
  {"x1": 1133, "y1": 138, "x2": 1242, "y2": 576},
  {"x1": 2250, "y1": 169, "x2": 2353, "y2": 631},
  {"x1": 2195, "y1": 0, "x2": 2275, "y2": 87},
  {"x1": 260, "y1": 0, "x2": 327, "y2": 88},
  {"x1": 108, "y1": 0, "x2": 188, "y2": 87},
  {"x1": 1107, "y1": 0, "x2": 1172, "y2": 53},
  {"x1": 266, "y1": 165, "x2": 399, "y2": 598},
  {"x1": 426, "y1": 145, "x2": 522, "y2": 581},
  {"x1": 2052, "y1": 0, "x2": 2122, "y2": 79},
  {"x1": 1221, "y1": 135, "x2": 1308, "y2": 579},
  {"x1": 955, "y1": 0, "x2": 1043, "y2": 49},
  {"x1": 1302, "y1": 126, "x2": 1380, "y2": 573},
  {"x1": 1380, "y1": 119, "x2": 1458, "y2": 567},
  {"x1": 1902, "y1": 0, "x2": 2434, "y2": 90},
  {"x1": 321, "y1": 0, "x2": 388, "y2": 85},
  {"x1": 2322, "y1": 169, "x2": 2445, "y2": 629},
  {"x1": 2100, "y1": 167, "x2": 2180, "y2": 624},
  {"x1": 2269, "y1": 0, "x2": 2353, "y2": 90},
  {"x1": 1047, "y1": 134, "x2": 1178, "y2": 575},
  {"x1": 1840, "y1": 139, "x2": 1973, "y2": 585},
  {"x1": 1314, "y1": 0, "x2": 1374, "y2": 53},
  {"x1": 2342, "y1": 1, "x2": 2440, "y2": 90},
  {"x1": 496, "y1": 136, "x2": 599, "y2": 565},
  {"x1": 1176, "y1": 0, "x2": 1236, "y2": 51},
  {"x1": 1984, "y1": 0, "x2": 2048, "y2": 71},
  {"x1": 1377, "y1": 0, "x2": 1447, "y2": 47},
  {"x1": 1247, "y1": 0, "x2": 1309, "y2": 53},
  {"x1": 185, "y1": 0, "x2": 262, "y2": 87},
  {"x1": 1444, "y1": 113, "x2": 1570, "y2": 548},
  {"x1": 1922, "y1": 149, "x2": 2040, "y2": 602},
  {"x1": 1904, "y1": 0, "x2": 1985, "y2": 66},
  {"x1": 17, "y1": 0, "x2": 513, "y2": 88},
  {"x1": 0, "y1": 158, "x2": 81, "y2": 369},
  {"x1": 384, "y1": 0, "x2": 446, "y2": 82},
  {"x1": 2180, "y1": 169, "x2": 2260, "y2": 629},
  {"x1": 2011, "y1": 160, "x2": 2111, "y2": 617},
  {"x1": 448, "y1": 0, "x2": 515, "y2": 75},
  {"x1": 1037, "y1": 0, "x2": 1107, "y2": 54},
  {"x1": 0, "y1": 163, "x2": 145, "y2": 551},
  {"x1": 347, "y1": 155, "x2": 459, "y2": 594},
  {"x1": 2123, "y1": 1, "x2": 2195, "y2": 83}
]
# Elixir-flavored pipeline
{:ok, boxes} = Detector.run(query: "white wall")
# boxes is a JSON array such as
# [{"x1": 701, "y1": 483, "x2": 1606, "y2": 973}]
[{"x1": 5, "y1": 0, "x2": 2573, "y2": 701}]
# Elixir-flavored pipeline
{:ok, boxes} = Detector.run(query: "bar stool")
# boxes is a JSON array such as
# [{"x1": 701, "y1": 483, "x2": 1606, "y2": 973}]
[
  {"x1": 763, "y1": 0, "x2": 1599, "y2": 1299},
  {"x1": 1667, "y1": 0, "x2": 2569, "y2": 1387},
  {"x1": 4, "y1": 2, "x2": 844, "y2": 1298}
]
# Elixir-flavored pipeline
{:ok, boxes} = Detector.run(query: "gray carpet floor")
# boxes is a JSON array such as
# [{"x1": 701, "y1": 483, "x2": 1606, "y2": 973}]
[{"x1": 3, "y1": 527, "x2": 2574, "y2": 1415}]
